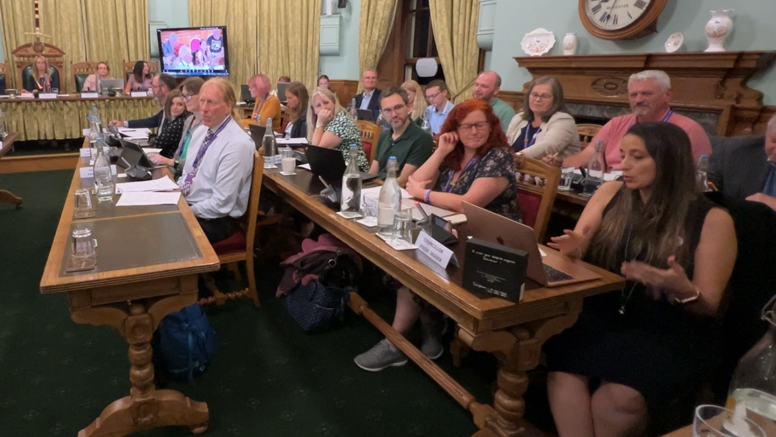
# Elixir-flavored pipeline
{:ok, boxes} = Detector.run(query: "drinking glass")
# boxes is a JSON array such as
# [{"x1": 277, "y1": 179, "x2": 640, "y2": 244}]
[
  {"x1": 392, "y1": 209, "x2": 413, "y2": 244},
  {"x1": 70, "y1": 228, "x2": 97, "y2": 270},
  {"x1": 693, "y1": 405, "x2": 765, "y2": 437},
  {"x1": 7, "y1": 89, "x2": 18, "y2": 99},
  {"x1": 50, "y1": 88, "x2": 59, "y2": 95},
  {"x1": 280, "y1": 147, "x2": 295, "y2": 173},
  {"x1": 359, "y1": 194, "x2": 378, "y2": 227},
  {"x1": 558, "y1": 168, "x2": 574, "y2": 191},
  {"x1": 73, "y1": 188, "x2": 95, "y2": 219}
]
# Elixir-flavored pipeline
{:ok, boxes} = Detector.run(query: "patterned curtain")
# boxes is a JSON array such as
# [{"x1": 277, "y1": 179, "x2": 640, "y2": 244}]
[
  {"x1": 358, "y1": 0, "x2": 397, "y2": 91},
  {"x1": 429, "y1": 0, "x2": 480, "y2": 103},
  {"x1": 81, "y1": 0, "x2": 150, "y2": 80}
]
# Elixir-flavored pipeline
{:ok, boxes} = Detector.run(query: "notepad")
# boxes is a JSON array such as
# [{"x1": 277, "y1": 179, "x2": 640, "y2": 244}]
[
  {"x1": 116, "y1": 191, "x2": 181, "y2": 206},
  {"x1": 115, "y1": 176, "x2": 179, "y2": 193},
  {"x1": 276, "y1": 138, "x2": 308, "y2": 145}
]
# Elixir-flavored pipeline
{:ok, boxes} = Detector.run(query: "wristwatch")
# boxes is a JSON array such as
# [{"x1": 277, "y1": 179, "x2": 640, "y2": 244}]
[{"x1": 673, "y1": 287, "x2": 700, "y2": 305}]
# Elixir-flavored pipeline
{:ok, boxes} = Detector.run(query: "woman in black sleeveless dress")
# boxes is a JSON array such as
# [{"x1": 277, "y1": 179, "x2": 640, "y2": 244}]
[{"x1": 544, "y1": 122, "x2": 737, "y2": 437}]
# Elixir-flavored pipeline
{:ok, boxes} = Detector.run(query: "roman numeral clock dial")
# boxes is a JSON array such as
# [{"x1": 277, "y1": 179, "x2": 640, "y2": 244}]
[{"x1": 579, "y1": 0, "x2": 668, "y2": 41}]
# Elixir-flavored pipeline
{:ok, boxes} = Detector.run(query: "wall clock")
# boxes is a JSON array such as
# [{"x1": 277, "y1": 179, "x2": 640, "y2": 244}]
[{"x1": 579, "y1": 0, "x2": 669, "y2": 40}]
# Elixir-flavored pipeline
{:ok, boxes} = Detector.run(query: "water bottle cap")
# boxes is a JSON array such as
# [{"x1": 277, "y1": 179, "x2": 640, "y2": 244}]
[
  {"x1": 350, "y1": 144, "x2": 357, "y2": 149},
  {"x1": 389, "y1": 156, "x2": 396, "y2": 161}
]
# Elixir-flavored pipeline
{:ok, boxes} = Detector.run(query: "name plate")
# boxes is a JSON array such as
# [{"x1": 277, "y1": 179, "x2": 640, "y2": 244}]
[
  {"x1": 416, "y1": 229, "x2": 459, "y2": 269},
  {"x1": 39, "y1": 93, "x2": 58, "y2": 100},
  {"x1": 80, "y1": 148, "x2": 92, "y2": 157},
  {"x1": 19, "y1": 94, "x2": 35, "y2": 99},
  {"x1": 80, "y1": 165, "x2": 117, "y2": 178},
  {"x1": 130, "y1": 91, "x2": 147, "y2": 98},
  {"x1": 81, "y1": 92, "x2": 99, "y2": 98},
  {"x1": 0, "y1": 141, "x2": 3, "y2": 150},
  {"x1": 462, "y1": 238, "x2": 527, "y2": 303}
]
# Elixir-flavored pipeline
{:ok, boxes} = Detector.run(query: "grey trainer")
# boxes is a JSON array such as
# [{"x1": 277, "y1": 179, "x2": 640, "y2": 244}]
[
  {"x1": 420, "y1": 313, "x2": 445, "y2": 360},
  {"x1": 354, "y1": 339, "x2": 408, "y2": 372}
]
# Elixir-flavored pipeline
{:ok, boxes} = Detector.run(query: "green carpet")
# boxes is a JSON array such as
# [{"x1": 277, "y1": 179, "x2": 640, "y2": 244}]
[{"x1": 0, "y1": 170, "x2": 513, "y2": 437}]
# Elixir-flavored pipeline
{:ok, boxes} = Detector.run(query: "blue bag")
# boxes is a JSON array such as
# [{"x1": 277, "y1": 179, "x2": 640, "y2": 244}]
[
  {"x1": 282, "y1": 281, "x2": 351, "y2": 333},
  {"x1": 156, "y1": 304, "x2": 217, "y2": 382}
]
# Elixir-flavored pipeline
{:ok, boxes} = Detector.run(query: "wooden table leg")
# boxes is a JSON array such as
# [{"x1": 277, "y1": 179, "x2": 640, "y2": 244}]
[
  {"x1": 71, "y1": 295, "x2": 209, "y2": 437},
  {"x1": 0, "y1": 189, "x2": 22, "y2": 208}
]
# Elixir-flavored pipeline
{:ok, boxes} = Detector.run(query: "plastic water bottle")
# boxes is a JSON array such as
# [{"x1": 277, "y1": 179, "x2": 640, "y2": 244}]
[
  {"x1": 349, "y1": 98, "x2": 358, "y2": 121},
  {"x1": 340, "y1": 145, "x2": 362, "y2": 218},
  {"x1": 262, "y1": 117, "x2": 277, "y2": 168},
  {"x1": 377, "y1": 157, "x2": 401, "y2": 238},
  {"x1": 254, "y1": 112, "x2": 262, "y2": 127},
  {"x1": 420, "y1": 109, "x2": 432, "y2": 135},
  {"x1": 0, "y1": 107, "x2": 6, "y2": 138},
  {"x1": 583, "y1": 140, "x2": 605, "y2": 197},
  {"x1": 93, "y1": 137, "x2": 114, "y2": 202},
  {"x1": 696, "y1": 155, "x2": 711, "y2": 192}
]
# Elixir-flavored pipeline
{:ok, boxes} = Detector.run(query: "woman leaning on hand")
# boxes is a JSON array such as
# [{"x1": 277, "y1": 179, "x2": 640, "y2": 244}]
[{"x1": 543, "y1": 122, "x2": 737, "y2": 437}]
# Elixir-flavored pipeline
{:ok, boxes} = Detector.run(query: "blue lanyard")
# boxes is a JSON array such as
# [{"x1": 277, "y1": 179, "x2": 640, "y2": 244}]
[{"x1": 443, "y1": 156, "x2": 479, "y2": 193}]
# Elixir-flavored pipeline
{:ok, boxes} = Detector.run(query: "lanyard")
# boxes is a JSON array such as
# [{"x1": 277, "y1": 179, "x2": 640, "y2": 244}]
[
  {"x1": 524, "y1": 123, "x2": 541, "y2": 149},
  {"x1": 180, "y1": 118, "x2": 203, "y2": 160},
  {"x1": 442, "y1": 156, "x2": 479, "y2": 193},
  {"x1": 181, "y1": 116, "x2": 231, "y2": 196}
]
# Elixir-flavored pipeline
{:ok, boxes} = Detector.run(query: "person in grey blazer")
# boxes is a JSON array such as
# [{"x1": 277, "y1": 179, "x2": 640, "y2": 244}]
[
  {"x1": 708, "y1": 114, "x2": 776, "y2": 212},
  {"x1": 505, "y1": 76, "x2": 580, "y2": 160}
]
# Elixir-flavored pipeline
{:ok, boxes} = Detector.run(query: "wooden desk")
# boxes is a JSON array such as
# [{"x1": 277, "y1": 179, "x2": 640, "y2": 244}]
[
  {"x1": 40, "y1": 138, "x2": 220, "y2": 437},
  {"x1": 662, "y1": 424, "x2": 691, "y2": 437},
  {"x1": 0, "y1": 95, "x2": 158, "y2": 141},
  {"x1": 0, "y1": 132, "x2": 21, "y2": 207},
  {"x1": 262, "y1": 168, "x2": 625, "y2": 437}
]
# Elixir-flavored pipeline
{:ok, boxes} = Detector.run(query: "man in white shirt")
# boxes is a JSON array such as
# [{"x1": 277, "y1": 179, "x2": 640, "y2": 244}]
[
  {"x1": 423, "y1": 79, "x2": 454, "y2": 136},
  {"x1": 178, "y1": 77, "x2": 254, "y2": 243},
  {"x1": 355, "y1": 68, "x2": 382, "y2": 120}
]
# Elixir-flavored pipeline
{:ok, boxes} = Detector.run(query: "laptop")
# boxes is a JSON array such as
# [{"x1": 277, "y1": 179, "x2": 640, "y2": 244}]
[
  {"x1": 248, "y1": 124, "x2": 267, "y2": 148},
  {"x1": 118, "y1": 139, "x2": 154, "y2": 179},
  {"x1": 356, "y1": 109, "x2": 376, "y2": 122},
  {"x1": 100, "y1": 79, "x2": 124, "y2": 94},
  {"x1": 240, "y1": 84, "x2": 255, "y2": 105},
  {"x1": 462, "y1": 202, "x2": 601, "y2": 287},
  {"x1": 276, "y1": 82, "x2": 289, "y2": 104},
  {"x1": 304, "y1": 145, "x2": 377, "y2": 187}
]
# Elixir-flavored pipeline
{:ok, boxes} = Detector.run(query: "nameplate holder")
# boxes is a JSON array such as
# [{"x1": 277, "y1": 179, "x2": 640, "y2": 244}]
[
  {"x1": 462, "y1": 237, "x2": 527, "y2": 303},
  {"x1": 80, "y1": 92, "x2": 99, "y2": 99},
  {"x1": 0, "y1": 141, "x2": 3, "y2": 150},
  {"x1": 80, "y1": 148, "x2": 91, "y2": 157},
  {"x1": 39, "y1": 93, "x2": 57, "y2": 100},
  {"x1": 416, "y1": 229, "x2": 459, "y2": 269},
  {"x1": 80, "y1": 165, "x2": 117, "y2": 178},
  {"x1": 19, "y1": 94, "x2": 35, "y2": 99},
  {"x1": 130, "y1": 91, "x2": 147, "y2": 98}
]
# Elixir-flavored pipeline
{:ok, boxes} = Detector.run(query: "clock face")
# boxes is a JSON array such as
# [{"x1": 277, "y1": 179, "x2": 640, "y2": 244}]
[{"x1": 584, "y1": 0, "x2": 652, "y2": 30}]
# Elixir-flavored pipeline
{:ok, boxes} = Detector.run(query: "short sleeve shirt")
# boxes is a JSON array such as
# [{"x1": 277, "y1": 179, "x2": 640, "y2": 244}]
[{"x1": 374, "y1": 121, "x2": 434, "y2": 180}]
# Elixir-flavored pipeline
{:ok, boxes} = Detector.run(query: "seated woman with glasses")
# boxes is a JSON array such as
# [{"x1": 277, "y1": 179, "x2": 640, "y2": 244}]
[
  {"x1": 307, "y1": 87, "x2": 369, "y2": 172},
  {"x1": 505, "y1": 76, "x2": 580, "y2": 160},
  {"x1": 149, "y1": 77, "x2": 204, "y2": 175},
  {"x1": 124, "y1": 61, "x2": 153, "y2": 94},
  {"x1": 82, "y1": 62, "x2": 112, "y2": 93},
  {"x1": 284, "y1": 82, "x2": 309, "y2": 138},
  {"x1": 146, "y1": 89, "x2": 190, "y2": 159}
]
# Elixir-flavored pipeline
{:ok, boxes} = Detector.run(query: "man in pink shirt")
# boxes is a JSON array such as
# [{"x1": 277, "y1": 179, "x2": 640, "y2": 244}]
[{"x1": 547, "y1": 70, "x2": 711, "y2": 170}]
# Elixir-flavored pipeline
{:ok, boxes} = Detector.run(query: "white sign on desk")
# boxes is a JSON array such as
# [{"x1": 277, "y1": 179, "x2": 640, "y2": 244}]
[
  {"x1": 80, "y1": 148, "x2": 92, "y2": 157},
  {"x1": 80, "y1": 165, "x2": 117, "y2": 178},
  {"x1": 130, "y1": 91, "x2": 147, "y2": 98},
  {"x1": 416, "y1": 229, "x2": 459, "y2": 269},
  {"x1": 80, "y1": 92, "x2": 99, "y2": 99},
  {"x1": 38, "y1": 93, "x2": 58, "y2": 100},
  {"x1": 0, "y1": 141, "x2": 3, "y2": 150}
]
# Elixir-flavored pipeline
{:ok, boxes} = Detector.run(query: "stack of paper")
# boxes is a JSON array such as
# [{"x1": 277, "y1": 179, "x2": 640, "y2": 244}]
[
  {"x1": 117, "y1": 127, "x2": 151, "y2": 140},
  {"x1": 116, "y1": 192, "x2": 181, "y2": 206},
  {"x1": 115, "y1": 176, "x2": 179, "y2": 194},
  {"x1": 276, "y1": 138, "x2": 308, "y2": 145}
]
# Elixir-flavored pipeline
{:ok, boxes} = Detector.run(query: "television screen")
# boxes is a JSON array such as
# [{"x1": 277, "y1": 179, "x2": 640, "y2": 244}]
[{"x1": 156, "y1": 26, "x2": 230, "y2": 77}]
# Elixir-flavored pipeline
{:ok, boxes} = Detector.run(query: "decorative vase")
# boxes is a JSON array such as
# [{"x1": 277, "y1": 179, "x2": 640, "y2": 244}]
[
  {"x1": 705, "y1": 9, "x2": 734, "y2": 52},
  {"x1": 563, "y1": 33, "x2": 578, "y2": 56}
]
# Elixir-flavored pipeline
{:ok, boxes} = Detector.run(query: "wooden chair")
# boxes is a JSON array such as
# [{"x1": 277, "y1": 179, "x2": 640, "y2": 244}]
[
  {"x1": 0, "y1": 62, "x2": 8, "y2": 92},
  {"x1": 200, "y1": 151, "x2": 264, "y2": 307},
  {"x1": 356, "y1": 120, "x2": 381, "y2": 162},
  {"x1": 123, "y1": 60, "x2": 160, "y2": 81},
  {"x1": 513, "y1": 154, "x2": 561, "y2": 243},
  {"x1": 577, "y1": 123, "x2": 603, "y2": 150},
  {"x1": 70, "y1": 61, "x2": 100, "y2": 93},
  {"x1": 12, "y1": 42, "x2": 65, "y2": 92}
]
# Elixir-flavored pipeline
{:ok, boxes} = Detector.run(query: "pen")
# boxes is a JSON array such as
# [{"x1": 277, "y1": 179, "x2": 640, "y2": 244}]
[{"x1": 318, "y1": 175, "x2": 331, "y2": 189}]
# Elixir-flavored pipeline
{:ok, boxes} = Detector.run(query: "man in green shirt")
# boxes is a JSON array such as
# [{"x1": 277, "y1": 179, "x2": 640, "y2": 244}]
[
  {"x1": 473, "y1": 70, "x2": 516, "y2": 133},
  {"x1": 369, "y1": 87, "x2": 434, "y2": 187}
]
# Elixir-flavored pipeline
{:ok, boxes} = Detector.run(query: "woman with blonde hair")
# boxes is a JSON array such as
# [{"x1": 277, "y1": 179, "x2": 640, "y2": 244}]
[
  {"x1": 307, "y1": 87, "x2": 369, "y2": 171},
  {"x1": 23, "y1": 55, "x2": 60, "y2": 95},
  {"x1": 401, "y1": 79, "x2": 428, "y2": 124}
]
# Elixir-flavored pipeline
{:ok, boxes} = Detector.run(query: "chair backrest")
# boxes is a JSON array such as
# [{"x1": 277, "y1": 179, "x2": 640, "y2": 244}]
[
  {"x1": 577, "y1": 123, "x2": 603, "y2": 150},
  {"x1": 356, "y1": 120, "x2": 381, "y2": 162},
  {"x1": 0, "y1": 62, "x2": 7, "y2": 93},
  {"x1": 513, "y1": 154, "x2": 561, "y2": 243},
  {"x1": 243, "y1": 151, "x2": 265, "y2": 252},
  {"x1": 71, "y1": 61, "x2": 100, "y2": 93},
  {"x1": 13, "y1": 42, "x2": 66, "y2": 92},
  {"x1": 123, "y1": 60, "x2": 160, "y2": 81}
]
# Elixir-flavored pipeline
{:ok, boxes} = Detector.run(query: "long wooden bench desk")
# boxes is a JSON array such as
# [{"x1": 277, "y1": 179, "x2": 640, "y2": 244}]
[
  {"x1": 40, "y1": 138, "x2": 219, "y2": 437},
  {"x1": 262, "y1": 167, "x2": 625, "y2": 437},
  {"x1": 0, "y1": 132, "x2": 21, "y2": 206}
]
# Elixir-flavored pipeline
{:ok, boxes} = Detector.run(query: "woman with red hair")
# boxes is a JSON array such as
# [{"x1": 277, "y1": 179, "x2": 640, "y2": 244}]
[{"x1": 354, "y1": 99, "x2": 520, "y2": 373}]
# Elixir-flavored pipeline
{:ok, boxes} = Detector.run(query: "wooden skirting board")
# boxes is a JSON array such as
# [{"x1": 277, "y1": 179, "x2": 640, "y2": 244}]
[{"x1": 0, "y1": 153, "x2": 80, "y2": 174}]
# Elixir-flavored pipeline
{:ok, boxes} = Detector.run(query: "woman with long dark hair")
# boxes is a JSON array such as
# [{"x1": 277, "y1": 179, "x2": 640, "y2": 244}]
[
  {"x1": 545, "y1": 122, "x2": 737, "y2": 437},
  {"x1": 283, "y1": 82, "x2": 309, "y2": 138},
  {"x1": 124, "y1": 60, "x2": 153, "y2": 93}
]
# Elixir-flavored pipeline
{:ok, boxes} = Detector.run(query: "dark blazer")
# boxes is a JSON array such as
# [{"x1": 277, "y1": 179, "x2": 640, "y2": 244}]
[
  {"x1": 289, "y1": 112, "x2": 308, "y2": 139},
  {"x1": 127, "y1": 110, "x2": 164, "y2": 130},
  {"x1": 150, "y1": 111, "x2": 189, "y2": 158},
  {"x1": 354, "y1": 88, "x2": 382, "y2": 119},
  {"x1": 708, "y1": 135, "x2": 770, "y2": 200}
]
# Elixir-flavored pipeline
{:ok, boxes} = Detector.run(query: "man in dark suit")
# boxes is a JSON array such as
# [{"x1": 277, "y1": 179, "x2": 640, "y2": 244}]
[
  {"x1": 709, "y1": 114, "x2": 776, "y2": 212},
  {"x1": 111, "y1": 74, "x2": 177, "y2": 130},
  {"x1": 354, "y1": 68, "x2": 381, "y2": 120}
]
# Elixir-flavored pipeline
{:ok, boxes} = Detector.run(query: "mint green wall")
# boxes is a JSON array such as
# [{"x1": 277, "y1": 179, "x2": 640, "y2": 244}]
[
  {"x1": 487, "y1": 0, "x2": 776, "y2": 104},
  {"x1": 149, "y1": 0, "x2": 190, "y2": 28},
  {"x1": 0, "y1": 20, "x2": 5, "y2": 62},
  {"x1": 319, "y1": 0, "x2": 361, "y2": 80}
]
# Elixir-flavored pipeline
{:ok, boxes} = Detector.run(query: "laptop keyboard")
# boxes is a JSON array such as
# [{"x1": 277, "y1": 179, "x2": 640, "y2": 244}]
[{"x1": 543, "y1": 264, "x2": 574, "y2": 283}]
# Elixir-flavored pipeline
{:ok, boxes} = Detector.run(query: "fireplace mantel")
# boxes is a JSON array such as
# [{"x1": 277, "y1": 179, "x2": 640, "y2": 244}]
[{"x1": 512, "y1": 52, "x2": 776, "y2": 135}]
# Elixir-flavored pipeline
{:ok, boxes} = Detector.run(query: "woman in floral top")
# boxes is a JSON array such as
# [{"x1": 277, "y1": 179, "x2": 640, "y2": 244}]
[
  {"x1": 405, "y1": 98, "x2": 520, "y2": 221},
  {"x1": 307, "y1": 87, "x2": 369, "y2": 172}
]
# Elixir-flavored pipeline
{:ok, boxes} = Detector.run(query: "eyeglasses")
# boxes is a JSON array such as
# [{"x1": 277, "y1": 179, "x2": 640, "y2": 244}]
[
  {"x1": 530, "y1": 92, "x2": 553, "y2": 101},
  {"x1": 381, "y1": 104, "x2": 407, "y2": 116},
  {"x1": 458, "y1": 122, "x2": 489, "y2": 132},
  {"x1": 181, "y1": 92, "x2": 194, "y2": 101},
  {"x1": 425, "y1": 92, "x2": 441, "y2": 101}
]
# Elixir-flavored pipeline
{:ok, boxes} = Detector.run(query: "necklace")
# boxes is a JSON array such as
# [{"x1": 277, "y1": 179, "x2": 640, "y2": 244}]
[{"x1": 619, "y1": 226, "x2": 636, "y2": 315}]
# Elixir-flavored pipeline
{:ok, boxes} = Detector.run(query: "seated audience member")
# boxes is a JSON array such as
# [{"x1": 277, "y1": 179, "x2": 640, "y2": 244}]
[
  {"x1": 544, "y1": 122, "x2": 736, "y2": 437},
  {"x1": 0, "y1": 75, "x2": 5, "y2": 95},
  {"x1": 82, "y1": 62, "x2": 112, "y2": 93},
  {"x1": 505, "y1": 76, "x2": 580, "y2": 160},
  {"x1": 401, "y1": 80, "x2": 428, "y2": 126},
  {"x1": 355, "y1": 69, "x2": 382, "y2": 120},
  {"x1": 240, "y1": 74, "x2": 281, "y2": 131},
  {"x1": 424, "y1": 80, "x2": 454, "y2": 136},
  {"x1": 549, "y1": 70, "x2": 712, "y2": 170},
  {"x1": 112, "y1": 74, "x2": 176, "y2": 129},
  {"x1": 177, "y1": 77, "x2": 253, "y2": 244},
  {"x1": 307, "y1": 87, "x2": 369, "y2": 172},
  {"x1": 22, "y1": 55, "x2": 60, "y2": 95},
  {"x1": 148, "y1": 90, "x2": 189, "y2": 158},
  {"x1": 206, "y1": 28, "x2": 225, "y2": 66},
  {"x1": 149, "y1": 77, "x2": 205, "y2": 175},
  {"x1": 283, "y1": 82, "x2": 309, "y2": 139},
  {"x1": 709, "y1": 114, "x2": 776, "y2": 212},
  {"x1": 355, "y1": 99, "x2": 519, "y2": 372},
  {"x1": 278, "y1": 76, "x2": 291, "y2": 83},
  {"x1": 369, "y1": 87, "x2": 434, "y2": 186},
  {"x1": 176, "y1": 46, "x2": 195, "y2": 68},
  {"x1": 473, "y1": 70, "x2": 515, "y2": 133},
  {"x1": 124, "y1": 61, "x2": 153, "y2": 94},
  {"x1": 317, "y1": 75, "x2": 330, "y2": 89}
]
